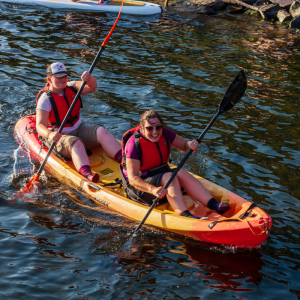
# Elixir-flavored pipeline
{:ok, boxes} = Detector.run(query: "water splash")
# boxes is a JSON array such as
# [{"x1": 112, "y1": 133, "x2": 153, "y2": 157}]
[
  {"x1": 19, "y1": 179, "x2": 41, "y2": 194},
  {"x1": 13, "y1": 145, "x2": 34, "y2": 177}
]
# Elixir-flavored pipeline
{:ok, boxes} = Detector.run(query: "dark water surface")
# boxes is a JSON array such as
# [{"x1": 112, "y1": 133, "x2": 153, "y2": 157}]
[{"x1": 1, "y1": 2, "x2": 300, "y2": 299}]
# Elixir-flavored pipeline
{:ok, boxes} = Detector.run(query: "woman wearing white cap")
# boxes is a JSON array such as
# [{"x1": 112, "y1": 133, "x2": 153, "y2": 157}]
[{"x1": 36, "y1": 62, "x2": 122, "y2": 183}]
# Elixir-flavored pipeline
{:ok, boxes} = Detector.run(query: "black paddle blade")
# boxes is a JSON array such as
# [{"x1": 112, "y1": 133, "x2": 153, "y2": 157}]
[{"x1": 220, "y1": 70, "x2": 247, "y2": 112}]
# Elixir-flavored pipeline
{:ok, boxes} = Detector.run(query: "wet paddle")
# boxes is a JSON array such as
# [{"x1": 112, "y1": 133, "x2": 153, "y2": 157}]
[
  {"x1": 21, "y1": 3, "x2": 123, "y2": 193},
  {"x1": 131, "y1": 69, "x2": 247, "y2": 238}
]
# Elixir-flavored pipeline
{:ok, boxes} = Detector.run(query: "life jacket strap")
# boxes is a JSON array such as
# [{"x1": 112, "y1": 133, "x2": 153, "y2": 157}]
[
  {"x1": 133, "y1": 131, "x2": 143, "y2": 166},
  {"x1": 46, "y1": 90, "x2": 61, "y2": 128}
]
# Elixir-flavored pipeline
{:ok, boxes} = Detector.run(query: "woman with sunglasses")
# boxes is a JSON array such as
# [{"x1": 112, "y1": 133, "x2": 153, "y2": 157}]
[
  {"x1": 36, "y1": 62, "x2": 122, "y2": 183},
  {"x1": 120, "y1": 109, "x2": 230, "y2": 219}
]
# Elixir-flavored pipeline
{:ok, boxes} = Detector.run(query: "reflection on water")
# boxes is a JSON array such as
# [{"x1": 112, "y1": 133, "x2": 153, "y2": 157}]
[
  {"x1": 169, "y1": 239, "x2": 264, "y2": 292},
  {"x1": 1, "y1": 1, "x2": 300, "y2": 299}
]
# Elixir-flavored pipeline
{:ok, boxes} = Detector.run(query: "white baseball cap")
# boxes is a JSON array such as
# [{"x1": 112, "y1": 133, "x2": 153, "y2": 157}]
[{"x1": 47, "y1": 62, "x2": 70, "y2": 78}]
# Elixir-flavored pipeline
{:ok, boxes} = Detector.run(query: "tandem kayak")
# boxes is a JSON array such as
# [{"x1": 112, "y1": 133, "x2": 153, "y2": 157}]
[
  {"x1": 2, "y1": 0, "x2": 162, "y2": 15},
  {"x1": 15, "y1": 115, "x2": 272, "y2": 248}
]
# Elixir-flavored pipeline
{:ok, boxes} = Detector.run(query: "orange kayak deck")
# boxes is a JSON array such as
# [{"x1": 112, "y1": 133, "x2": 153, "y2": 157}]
[{"x1": 15, "y1": 115, "x2": 272, "y2": 248}]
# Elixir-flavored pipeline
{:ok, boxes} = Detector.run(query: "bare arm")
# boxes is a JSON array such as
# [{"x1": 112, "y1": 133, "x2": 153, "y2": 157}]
[
  {"x1": 171, "y1": 134, "x2": 199, "y2": 154},
  {"x1": 36, "y1": 109, "x2": 61, "y2": 143},
  {"x1": 74, "y1": 71, "x2": 97, "y2": 94},
  {"x1": 127, "y1": 158, "x2": 167, "y2": 198}
]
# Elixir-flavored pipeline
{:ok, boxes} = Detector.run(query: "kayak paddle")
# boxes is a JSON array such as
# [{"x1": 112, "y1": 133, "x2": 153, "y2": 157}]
[
  {"x1": 20, "y1": 3, "x2": 123, "y2": 193},
  {"x1": 131, "y1": 69, "x2": 247, "y2": 238}
]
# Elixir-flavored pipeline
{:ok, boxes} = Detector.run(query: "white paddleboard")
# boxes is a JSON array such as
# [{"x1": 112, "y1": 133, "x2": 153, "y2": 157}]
[{"x1": 2, "y1": 0, "x2": 163, "y2": 15}]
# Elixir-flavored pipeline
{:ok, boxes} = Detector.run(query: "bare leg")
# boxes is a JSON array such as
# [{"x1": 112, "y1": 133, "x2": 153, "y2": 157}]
[
  {"x1": 175, "y1": 169, "x2": 213, "y2": 206},
  {"x1": 71, "y1": 140, "x2": 90, "y2": 170},
  {"x1": 96, "y1": 127, "x2": 121, "y2": 158},
  {"x1": 160, "y1": 172, "x2": 188, "y2": 215},
  {"x1": 71, "y1": 140, "x2": 99, "y2": 182},
  {"x1": 176, "y1": 169, "x2": 229, "y2": 212},
  {"x1": 161, "y1": 169, "x2": 229, "y2": 215},
  {"x1": 160, "y1": 168, "x2": 214, "y2": 215}
]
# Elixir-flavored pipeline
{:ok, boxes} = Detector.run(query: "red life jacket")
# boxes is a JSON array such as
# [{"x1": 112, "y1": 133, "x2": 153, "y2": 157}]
[
  {"x1": 36, "y1": 85, "x2": 82, "y2": 128},
  {"x1": 121, "y1": 126, "x2": 171, "y2": 172}
]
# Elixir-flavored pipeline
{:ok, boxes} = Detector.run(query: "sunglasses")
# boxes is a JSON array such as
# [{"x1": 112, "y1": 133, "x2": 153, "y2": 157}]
[{"x1": 145, "y1": 124, "x2": 163, "y2": 132}]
